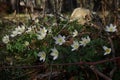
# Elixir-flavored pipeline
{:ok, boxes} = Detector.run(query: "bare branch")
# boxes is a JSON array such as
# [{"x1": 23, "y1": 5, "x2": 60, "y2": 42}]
[
  {"x1": 90, "y1": 65, "x2": 112, "y2": 80},
  {"x1": 0, "y1": 57, "x2": 120, "y2": 69},
  {"x1": 36, "y1": 72, "x2": 60, "y2": 79},
  {"x1": 110, "y1": 66, "x2": 117, "y2": 78}
]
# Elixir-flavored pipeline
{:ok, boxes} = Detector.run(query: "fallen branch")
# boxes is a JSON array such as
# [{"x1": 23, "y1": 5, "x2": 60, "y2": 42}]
[
  {"x1": 107, "y1": 32, "x2": 117, "y2": 78},
  {"x1": 36, "y1": 72, "x2": 60, "y2": 79},
  {"x1": 90, "y1": 65, "x2": 112, "y2": 80},
  {"x1": 0, "y1": 56, "x2": 120, "y2": 69},
  {"x1": 110, "y1": 66, "x2": 117, "y2": 78}
]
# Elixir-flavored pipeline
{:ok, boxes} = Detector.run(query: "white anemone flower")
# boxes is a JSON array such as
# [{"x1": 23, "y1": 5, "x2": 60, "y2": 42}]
[
  {"x1": 24, "y1": 41, "x2": 29, "y2": 46},
  {"x1": 53, "y1": 35, "x2": 66, "y2": 45},
  {"x1": 105, "y1": 24, "x2": 117, "y2": 32},
  {"x1": 17, "y1": 25, "x2": 25, "y2": 34},
  {"x1": 50, "y1": 48, "x2": 59, "y2": 60},
  {"x1": 11, "y1": 25, "x2": 25, "y2": 37},
  {"x1": 80, "y1": 36, "x2": 91, "y2": 47},
  {"x1": 103, "y1": 46, "x2": 111, "y2": 55},
  {"x1": 15, "y1": 26, "x2": 22, "y2": 35},
  {"x1": 31, "y1": 25, "x2": 36, "y2": 29},
  {"x1": 37, "y1": 27, "x2": 47, "y2": 40},
  {"x1": 38, "y1": 51, "x2": 46, "y2": 62},
  {"x1": 26, "y1": 27, "x2": 32, "y2": 33},
  {"x1": 37, "y1": 34, "x2": 46, "y2": 40},
  {"x1": 11, "y1": 30, "x2": 18, "y2": 37},
  {"x1": 72, "y1": 30, "x2": 78, "y2": 37},
  {"x1": 35, "y1": 18, "x2": 39, "y2": 23},
  {"x1": 71, "y1": 40, "x2": 80, "y2": 51},
  {"x1": 37, "y1": 27, "x2": 47, "y2": 34},
  {"x1": 2, "y1": 35, "x2": 10, "y2": 44}
]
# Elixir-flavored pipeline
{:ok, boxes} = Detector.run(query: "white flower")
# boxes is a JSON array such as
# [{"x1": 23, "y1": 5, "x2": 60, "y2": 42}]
[
  {"x1": 50, "y1": 48, "x2": 59, "y2": 60},
  {"x1": 11, "y1": 25, "x2": 25, "y2": 37},
  {"x1": 53, "y1": 35, "x2": 66, "y2": 45},
  {"x1": 26, "y1": 27, "x2": 32, "y2": 33},
  {"x1": 31, "y1": 25, "x2": 36, "y2": 29},
  {"x1": 80, "y1": 36, "x2": 91, "y2": 47},
  {"x1": 35, "y1": 18, "x2": 39, "y2": 23},
  {"x1": 2, "y1": 35, "x2": 10, "y2": 44},
  {"x1": 71, "y1": 40, "x2": 80, "y2": 51},
  {"x1": 72, "y1": 30, "x2": 78, "y2": 37},
  {"x1": 37, "y1": 27, "x2": 47, "y2": 40},
  {"x1": 105, "y1": 24, "x2": 117, "y2": 32},
  {"x1": 18, "y1": 25, "x2": 25, "y2": 34},
  {"x1": 11, "y1": 30, "x2": 18, "y2": 37},
  {"x1": 103, "y1": 46, "x2": 111, "y2": 55},
  {"x1": 41, "y1": 27, "x2": 47, "y2": 34},
  {"x1": 60, "y1": 14, "x2": 65, "y2": 21},
  {"x1": 24, "y1": 41, "x2": 29, "y2": 46},
  {"x1": 37, "y1": 34, "x2": 46, "y2": 40},
  {"x1": 38, "y1": 51, "x2": 46, "y2": 62},
  {"x1": 37, "y1": 27, "x2": 47, "y2": 35}
]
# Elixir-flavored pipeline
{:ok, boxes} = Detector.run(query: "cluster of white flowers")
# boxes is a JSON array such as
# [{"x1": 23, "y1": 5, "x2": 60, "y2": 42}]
[
  {"x1": 102, "y1": 23, "x2": 115, "y2": 55},
  {"x1": 37, "y1": 27, "x2": 47, "y2": 40},
  {"x1": 26, "y1": 25, "x2": 37, "y2": 33},
  {"x1": 71, "y1": 36, "x2": 91, "y2": 51},
  {"x1": 11, "y1": 25, "x2": 25, "y2": 37},
  {"x1": 2, "y1": 25, "x2": 38, "y2": 45},
  {"x1": 38, "y1": 47, "x2": 59, "y2": 62},
  {"x1": 2, "y1": 23, "x2": 115, "y2": 63}
]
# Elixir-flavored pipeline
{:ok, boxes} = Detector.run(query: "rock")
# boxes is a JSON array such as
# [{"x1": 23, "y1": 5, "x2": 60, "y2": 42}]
[{"x1": 70, "y1": 8, "x2": 91, "y2": 25}]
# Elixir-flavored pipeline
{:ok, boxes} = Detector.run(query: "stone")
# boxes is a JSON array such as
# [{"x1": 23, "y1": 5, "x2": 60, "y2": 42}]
[{"x1": 70, "y1": 8, "x2": 91, "y2": 25}]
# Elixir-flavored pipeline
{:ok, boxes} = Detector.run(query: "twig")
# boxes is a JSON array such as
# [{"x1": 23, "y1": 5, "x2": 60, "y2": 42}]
[
  {"x1": 36, "y1": 71, "x2": 60, "y2": 79},
  {"x1": 42, "y1": 0, "x2": 47, "y2": 17},
  {"x1": 101, "y1": 0, "x2": 106, "y2": 26},
  {"x1": 93, "y1": 69, "x2": 99, "y2": 80},
  {"x1": 57, "y1": 21, "x2": 69, "y2": 35},
  {"x1": 107, "y1": 33, "x2": 117, "y2": 78},
  {"x1": 1, "y1": 18, "x2": 16, "y2": 25},
  {"x1": 110, "y1": 66, "x2": 117, "y2": 78},
  {"x1": 108, "y1": 34, "x2": 116, "y2": 58},
  {"x1": 90, "y1": 65, "x2": 112, "y2": 80},
  {"x1": 48, "y1": 61, "x2": 53, "y2": 80},
  {"x1": 59, "y1": 0, "x2": 63, "y2": 13},
  {"x1": 0, "y1": 57, "x2": 120, "y2": 69}
]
